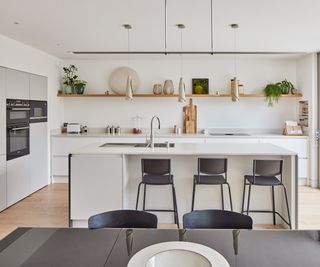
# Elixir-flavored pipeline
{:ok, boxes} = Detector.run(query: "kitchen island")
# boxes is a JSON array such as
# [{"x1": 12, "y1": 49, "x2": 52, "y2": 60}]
[{"x1": 69, "y1": 142, "x2": 298, "y2": 228}]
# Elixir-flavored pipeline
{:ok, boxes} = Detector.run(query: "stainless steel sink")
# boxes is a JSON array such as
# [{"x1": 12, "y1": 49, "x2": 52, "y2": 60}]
[
  {"x1": 134, "y1": 143, "x2": 175, "y2": 148},
  {"x1": 100, "y1": 143, "x2": 175, "y2": 148},
  {"x1": 209, "y1": 133, "x2": 250, "y2": 136}
]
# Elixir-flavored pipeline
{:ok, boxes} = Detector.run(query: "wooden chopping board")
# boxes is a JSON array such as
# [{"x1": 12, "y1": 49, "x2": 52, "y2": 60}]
[{"x1": 183, "y1": 98, "x2": 197, "y2": 134}]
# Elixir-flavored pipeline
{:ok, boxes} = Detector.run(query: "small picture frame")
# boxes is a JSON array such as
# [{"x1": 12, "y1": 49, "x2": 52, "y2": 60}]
[{"x1": 192, "y1": 78, "x2": 209, "y2": 94}]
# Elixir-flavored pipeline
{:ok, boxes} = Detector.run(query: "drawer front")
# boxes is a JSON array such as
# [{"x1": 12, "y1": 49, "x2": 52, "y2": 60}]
[
  {"x1": 52, "y1": 156, "x2": 68, "y2": 176},
  {"x1": 260, "y1": 138, "x2": 308, "y2": 158},
  {"x1": 52, "y1": 137, "x2": 101, "y2": 156},
  {"x1": 298, "y1": 158, "x2": 308, "y2": 178}
]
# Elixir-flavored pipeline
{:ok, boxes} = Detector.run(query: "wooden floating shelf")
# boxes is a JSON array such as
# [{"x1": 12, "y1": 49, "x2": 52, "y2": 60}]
[{"x1": 57, "y1": 92, "x2": 303, "y2": 98}]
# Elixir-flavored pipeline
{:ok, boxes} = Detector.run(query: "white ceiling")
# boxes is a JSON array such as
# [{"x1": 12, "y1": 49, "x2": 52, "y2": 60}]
[{"x1": 0, "y1": 0, "x2": 319, "y2": 59}]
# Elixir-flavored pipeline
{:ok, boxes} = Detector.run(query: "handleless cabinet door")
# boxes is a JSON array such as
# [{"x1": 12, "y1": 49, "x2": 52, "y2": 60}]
[
  {"x1": 0, "y1": 155, "x2": 6, "y2": 211},
  {"x1": 30, "y1": 122, "x2": 48, "y2": 193},
  {"x1": 30, "y1": 74, "x2": 47, "y2": 101},
  {"x1": 6, "y1": 155, "x2": 30, "y2": 207},
  {"x1": 5, "y1": 69, "x2": 29, "y2": 100},
  {"x1": 167, "y1": 0, "x2": 212, "y2": 51},
  {"x1": 71, "y1": 155, "x2": 123, "y2": 220},
  {"x1": 0, "y1": 67, "x2": 5, "y2": 155}
]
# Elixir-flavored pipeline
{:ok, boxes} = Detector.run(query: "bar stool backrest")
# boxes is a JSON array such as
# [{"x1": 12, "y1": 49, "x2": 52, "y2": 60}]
[
  {"x1": 254, "y1": 160, "x2": 283, "y2": 176},
  {"x1": 183, "y1": 209, "x2": 253, "y2": 229},
  {"x1": 142, "y1": 159, "x2": 171, "y2": 176},
  {"x1": 88, "y1": 210, "x2": 158, "y2": 229},
  {"x1": 198, "y1": 158, "x2": 227, "y2": 175}
]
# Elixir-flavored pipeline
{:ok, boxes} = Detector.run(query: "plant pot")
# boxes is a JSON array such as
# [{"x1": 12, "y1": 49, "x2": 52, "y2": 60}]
[
  {"x1": 64, "y1": 85, "x2": 73, "y2": 94},
  {"x1": 75, "y1": 87, "x2": 85, "y2": 94}
]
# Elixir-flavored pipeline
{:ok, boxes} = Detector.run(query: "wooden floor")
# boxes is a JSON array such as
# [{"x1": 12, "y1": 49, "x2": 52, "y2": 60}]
[{"x1": 0, "y1": 184, "x2": 319, "y2": 240}]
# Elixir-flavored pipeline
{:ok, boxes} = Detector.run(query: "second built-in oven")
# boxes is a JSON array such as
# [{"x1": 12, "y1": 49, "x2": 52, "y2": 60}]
[{"x1": 6, "y1": 99, "x2": 30, "y2": 161}]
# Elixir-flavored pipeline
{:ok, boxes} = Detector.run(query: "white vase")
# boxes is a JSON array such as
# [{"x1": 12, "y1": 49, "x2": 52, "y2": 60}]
[
  {"x1": 126, "y1": 75, "x2": 133, "y2": 100},
  {"x1": 178, "y1": 77, "x2": 186, "y2": 103},
  {"x1": 163, "y1": 80, "x2": 174, "y2": 95}
]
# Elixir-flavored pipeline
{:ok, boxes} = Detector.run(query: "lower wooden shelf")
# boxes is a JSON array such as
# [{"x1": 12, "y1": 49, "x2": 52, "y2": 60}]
[{"x1": 57, "y1": 92, "x2": 303, "y2": 98}]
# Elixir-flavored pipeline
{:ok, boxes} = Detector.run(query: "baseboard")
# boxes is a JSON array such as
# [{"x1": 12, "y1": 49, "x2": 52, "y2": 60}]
[{"x1": 52, "y1": 176, "x2": 69, "y2": 184}]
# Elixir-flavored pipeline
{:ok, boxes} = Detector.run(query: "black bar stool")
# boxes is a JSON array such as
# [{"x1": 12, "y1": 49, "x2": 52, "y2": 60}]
[
  {"x1": 183, "y1": 209, "x2": 253, "y2": 229},
  {"x1": 241, "y1": 159, "x2": 292, "y2": 229},
  {"x1": 135, "y1": 159, "x2": 179, "y2": 226},
  {"x1": 192, "y1": 158, "x2": 233, "y2": 211}
]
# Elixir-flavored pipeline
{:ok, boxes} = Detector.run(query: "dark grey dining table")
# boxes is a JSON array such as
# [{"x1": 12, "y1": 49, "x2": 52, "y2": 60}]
[{"x1": 0, "y1": 228, "x2": 319, "y2": 267}]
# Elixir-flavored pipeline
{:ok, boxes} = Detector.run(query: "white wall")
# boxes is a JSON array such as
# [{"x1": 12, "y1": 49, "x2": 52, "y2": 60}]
[
  {"x1": 296, "y1": 53, "x2": 317, "y2": 187},
  {"x1": 0, "y1": 34, "x2": 63, "y2": 130},
  {"x1": 63, "y1": 55, "x2": 299, "y2": 130}
]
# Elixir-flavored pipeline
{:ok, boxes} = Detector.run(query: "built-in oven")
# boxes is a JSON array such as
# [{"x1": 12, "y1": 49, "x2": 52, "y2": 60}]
[
  {"x1": 30, "y1": 100, "x2": 47, "y2": 123},
  {"x1": 6, "y1": 99, "x2": 30, "y2": 161},
  {"x1": 6, "y1": 99, "x2": 30, "y2": 125},
  {"x1": 7, "y1": 124, "x2": 30, "y2": 160}
]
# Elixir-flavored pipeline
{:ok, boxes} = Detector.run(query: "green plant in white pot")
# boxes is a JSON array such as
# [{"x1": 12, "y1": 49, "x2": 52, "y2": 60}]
[{"x1": 74, "y1": 80, "x2": 87, "y2": 94}]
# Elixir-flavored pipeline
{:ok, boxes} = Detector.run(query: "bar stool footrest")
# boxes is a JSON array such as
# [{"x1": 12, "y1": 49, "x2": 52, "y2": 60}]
[{"x1": 242, "y1": 209, "x2": 291, "y2": 228}]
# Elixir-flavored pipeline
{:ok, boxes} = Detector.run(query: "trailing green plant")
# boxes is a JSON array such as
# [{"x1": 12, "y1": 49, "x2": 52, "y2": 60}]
[
  {"x1": 62, "y1": 65, "x2": 78, "y2": 87},
  {"x1": 264, "y1": 83, "x2": 282, "y2": 107},
  {"x1": 278, "y1": 79, "x2": 295, "y2": 94}
]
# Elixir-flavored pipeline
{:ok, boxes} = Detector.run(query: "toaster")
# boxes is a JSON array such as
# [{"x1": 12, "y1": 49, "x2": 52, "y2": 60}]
[{"x1": 67, "y1": 123, "x2": 81, "y2": 134}]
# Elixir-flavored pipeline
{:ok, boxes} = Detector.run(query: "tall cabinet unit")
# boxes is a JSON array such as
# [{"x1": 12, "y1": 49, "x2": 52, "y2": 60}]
[
  {"x1": 30, "y1": 74, "x2": 48, "y2": 192},
  {"x1": 0, "y1": 67, "x2": 6, "y2": 211}
]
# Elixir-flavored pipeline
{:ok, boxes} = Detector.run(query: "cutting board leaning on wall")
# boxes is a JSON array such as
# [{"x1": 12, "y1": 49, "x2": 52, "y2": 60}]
[{"x1": 183, "y1": 98, "x2": 197, "y2": 134}]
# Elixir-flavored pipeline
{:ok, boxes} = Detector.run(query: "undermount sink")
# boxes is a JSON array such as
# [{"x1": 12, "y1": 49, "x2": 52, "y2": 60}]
[
  {"x1": 210, "y1": 133, "x2": 250, "y2": 136},
  {"x1": 100, "y1": 143, "x2": 175, "y2": 148},
  {"x1": 127, "y1": 241, "x2": 230, "y2": 267},
  {"x1": 134, "y1": 143, "x2": 175, "y2": 148}
]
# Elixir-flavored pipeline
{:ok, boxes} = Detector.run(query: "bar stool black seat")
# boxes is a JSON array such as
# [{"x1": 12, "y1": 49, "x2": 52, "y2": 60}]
[
  {"x1": 192, "y1": 158, "x2": 233, "y2": 211},
  {"x1": 183, "y1": 209, "x2": 253, "y2": 229},
  {"x1": 135, "y1": 159, "x2": 179, "y2": 226},
  {"x1": 241, "y1": 159, "x2": 292, "y2": 229},
  {"x1": 88, "y1": 210, "x2": 158, "y2": 229}
]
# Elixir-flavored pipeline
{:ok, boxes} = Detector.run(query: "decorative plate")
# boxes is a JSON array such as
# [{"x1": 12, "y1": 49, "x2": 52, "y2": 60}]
[{"x1": 109, "y1": 66, "x2": 140, "y2": 95}]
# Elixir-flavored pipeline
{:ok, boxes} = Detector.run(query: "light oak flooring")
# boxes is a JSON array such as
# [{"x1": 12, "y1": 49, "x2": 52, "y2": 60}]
[{"x1": 0, "y1": 184, "x2": 319, "y2": 240}]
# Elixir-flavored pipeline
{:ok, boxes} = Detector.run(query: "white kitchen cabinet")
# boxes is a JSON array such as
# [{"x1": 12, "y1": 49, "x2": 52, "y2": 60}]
[
  {"x1": 52, "y1": 156, "x2": 69, "y2": 177},
  {"x1": 51, "y1": 137, "x2": 101, "y2": 156},
  {"x1": 167, "y1": 0, "x2": 212, "y2": 51},
  {"x1": 0, "y1": 67, "x2": 5, "y2": 155},
  {"x1": 6, "y1": 155, "x2": 30, "y2": 207},
  {"x1": 30, "y1": 74, "x2": 47, "y2": 101},
  {"x1": 5, "y1": 69, "x2": 29, "y2": 100},
  {"x1": 30, "y1": 122, "x2": 48, "y2": 192},
  {"x1": 0, "y1": 155, "x2": 6, "y2": 211},
  {"x1": 298, "y1": 158, "x2": 308, "y2": 178},
  {"x1": 70, "y1": 155, "x2": 123, "y2": 222}
]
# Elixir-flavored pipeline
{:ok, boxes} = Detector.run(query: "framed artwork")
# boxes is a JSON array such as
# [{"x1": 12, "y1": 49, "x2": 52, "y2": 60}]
[{"x1": 192, "y1": 78, "x2": 209, "y2": 94}]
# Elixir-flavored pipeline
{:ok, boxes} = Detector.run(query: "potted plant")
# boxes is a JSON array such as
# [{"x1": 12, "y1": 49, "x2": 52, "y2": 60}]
[
  {"x1": 74, "y1": 80, "x2": 87, "y2": 94},
  {"x1": 278, "y1": 79, "x2": 295, "y2": 94},
  {"x1": 264, "y1": 83, "x2": 282, "y2": 107},
  {"x1": 62, "y1": 65, "x2": 78, "y2": 94}
]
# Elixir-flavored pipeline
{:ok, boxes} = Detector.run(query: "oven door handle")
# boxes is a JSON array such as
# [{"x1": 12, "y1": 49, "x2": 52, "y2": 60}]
[
  {"x1": 30, "y1": 116, "x2": 47, "y2": 119},
  {"x1": 8, "y1": 107, "x2": 30, "y2": 111},
  {"x1": 9, "y1": 126, "x2": 30, "y2": 131}
]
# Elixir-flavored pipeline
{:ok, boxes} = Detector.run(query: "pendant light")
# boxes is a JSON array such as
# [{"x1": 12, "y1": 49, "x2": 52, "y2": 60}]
[
  {"x1": 231, "y1": 23, "x2": 240, "y2": 102},
  {"x1": 177, "y1": 24, "x2": 186, "y2": 103},
  {"x1": 123, "y1": 24, "x2": 133, "y2": 100}
]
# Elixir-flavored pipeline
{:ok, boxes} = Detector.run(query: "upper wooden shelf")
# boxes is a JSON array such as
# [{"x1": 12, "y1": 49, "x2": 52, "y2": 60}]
[{"x1": 57, "y1": 92, "x2": 303, "y2": 98}]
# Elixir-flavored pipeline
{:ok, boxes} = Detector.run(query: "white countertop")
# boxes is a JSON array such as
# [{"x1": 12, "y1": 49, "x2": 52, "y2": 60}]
[
  {"x1": 71, "y1": 142, "x2": 297, "y2": 156},
  {"x1": 52, "y1": 131, "x2": 308, "y2": 139}
]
